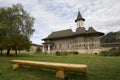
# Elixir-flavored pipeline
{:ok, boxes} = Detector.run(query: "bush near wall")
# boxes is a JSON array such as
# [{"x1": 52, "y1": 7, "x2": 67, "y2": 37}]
[
  {"x1": 71, "y1": 51, "x2": 79, "y2": 55},
  {"x1": 100, "y1": 48, "x2": 120, "y2": 56},
  {"x1": 35, "y1": 46, "x2": 42, "y2": 53},
  {"x1": 55, "y1": 51, "x2": 79, "y2": 56},
  {"x1": 55, "y1": 51, "x2": 68, "y2": 56}
]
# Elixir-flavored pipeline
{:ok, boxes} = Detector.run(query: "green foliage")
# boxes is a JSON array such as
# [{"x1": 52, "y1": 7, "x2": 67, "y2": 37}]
[
  {"x1": 55, "y1": 51, "x2": 61, "y2": 56},
  {"x1": 100, "y1": 48, "x2": 120, "y2": 56},
  {"x1": 55, "y1": 51, "x2": 79, "y2": 56},
  {"x1": 0, "y1": 4, "x2": 35, "y2": 37},
  {"x1": 0, "y1": 4, "x2": 35, "y2": 55},
  {"x1": 36, "y1": 46, "x2": 42, "y2": 53},
  {"x1": 101, "y1": 31, "x2": 120, "y2": 43},
  {"x1": 71, "y1": 51, "x2": 79, "y2": 55},
  {"x1": 55, "y1": 51, "x2": 68, "y2": 56}
]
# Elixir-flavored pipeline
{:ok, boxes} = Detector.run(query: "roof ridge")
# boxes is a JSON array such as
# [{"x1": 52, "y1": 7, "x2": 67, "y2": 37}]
[
  {"x1": 52, "y1": 29, "x2": 73, "y2": 33},
  {"x1": 87, "y1": 27, "x2": 97, "y2": 32}
]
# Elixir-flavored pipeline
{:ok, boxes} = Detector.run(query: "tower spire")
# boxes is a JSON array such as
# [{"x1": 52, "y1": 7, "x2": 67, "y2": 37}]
[
  {"x1": 75, "y1": 11, "x2": 85, "y2": 28},
  {"x1": 75, "y1": 11, "x2": 85, "y2": 22}
]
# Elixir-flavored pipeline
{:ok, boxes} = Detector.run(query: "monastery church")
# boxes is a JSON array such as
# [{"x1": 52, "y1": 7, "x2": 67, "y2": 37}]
[{"x1": 42, "y1": 11, "x2": 104, "y2": 53}]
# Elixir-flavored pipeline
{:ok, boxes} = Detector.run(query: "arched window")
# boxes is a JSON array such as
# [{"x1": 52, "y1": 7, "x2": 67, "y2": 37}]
[{"x1": 79, "y1": 44, "x2": 81, "y2": 47}]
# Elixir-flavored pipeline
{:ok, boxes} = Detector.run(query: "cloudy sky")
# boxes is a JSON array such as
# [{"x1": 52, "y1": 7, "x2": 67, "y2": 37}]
[{"x1": 0, "y1": 0, "x2": 120, "y2": 44}]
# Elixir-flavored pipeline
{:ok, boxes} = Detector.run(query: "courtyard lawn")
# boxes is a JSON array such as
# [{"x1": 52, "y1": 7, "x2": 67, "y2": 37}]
[{"x1": 0, "y1": 53, "x2": 120, "y2": 80}]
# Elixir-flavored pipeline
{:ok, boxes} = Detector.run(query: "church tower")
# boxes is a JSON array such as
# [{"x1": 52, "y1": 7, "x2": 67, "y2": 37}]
[{"x1": 75, "y1": 11, "x2": 85, "y2": 28}]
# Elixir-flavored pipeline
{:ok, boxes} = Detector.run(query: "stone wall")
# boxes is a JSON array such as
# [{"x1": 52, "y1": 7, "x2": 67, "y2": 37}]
[
  {"x1": 51, "y1": 38, "x2": 73, "y2": 51},
  {"x1": 48, "y1": 36, "x2": 101, "y2": 53}
]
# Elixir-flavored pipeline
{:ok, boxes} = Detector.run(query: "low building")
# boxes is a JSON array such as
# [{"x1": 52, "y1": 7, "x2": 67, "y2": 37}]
[
  {"x1": 101, "y1": 42, "x2": 120, "y2": 51},
  {"x1": 30, "y1": 43, "x2": 42, "y2": 52}
]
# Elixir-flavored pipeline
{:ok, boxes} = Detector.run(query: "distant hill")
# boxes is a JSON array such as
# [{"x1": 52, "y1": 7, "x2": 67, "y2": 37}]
[{"x1": 100, "y1": 31, "x2": 120, "y2": 43}]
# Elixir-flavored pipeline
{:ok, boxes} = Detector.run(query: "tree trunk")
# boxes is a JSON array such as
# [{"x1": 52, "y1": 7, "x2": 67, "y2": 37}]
[
  {"x1": 6, "y1": 49, "x2": 10, "y2": 56},
  {"x1": 0, "y1": 49, "x2": 2, "y2": 54},
  {"x1": 15, "y1": 49, "x2": 17, "y2": 57}
]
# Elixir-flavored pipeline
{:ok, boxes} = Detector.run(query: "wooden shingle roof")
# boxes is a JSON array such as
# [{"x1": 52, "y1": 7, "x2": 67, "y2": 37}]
[
  {"x1": 43, "y1": 27, "x2": 104, "y2": 40},
  {"x1": 87, "y1": 27, "x2": 97, "y2": 32},
  {"x1": 43, "y1": 29, "x2": 74, "y2": 40}
]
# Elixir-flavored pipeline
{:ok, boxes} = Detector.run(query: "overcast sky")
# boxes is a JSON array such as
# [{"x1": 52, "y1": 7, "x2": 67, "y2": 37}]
[{"x1": 0, "y1": 0, "x2": 120, "y2": 44}]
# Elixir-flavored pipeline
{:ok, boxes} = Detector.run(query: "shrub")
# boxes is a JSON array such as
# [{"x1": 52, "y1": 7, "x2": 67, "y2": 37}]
[
  {"x1": 100, "y1": 51, "x2": 108, "y2": 56},
  {"x1": 36, "y1": 46, "x2": 42, "y2": 53},
  {"x1": 109, "y1": 48, "x2": 120, "y2": 56},
  {"x1": 95, "y1": 53, "x2": 97, "y2": 55},
  {"x1": 72, "y1": 51, "x2": 79, "y2": 55},
  {"x1": 100, "y1": 48, "x2": 120, "y2": 56},
  {"x1": 62, "y1": 51, "x2": 68, "y2": 56},
  {"x1": 55, "y1": 51, "x2": 79, "y2": 56},
  {"x1": 55, "y1": 51, "x2": 61, "y2": 56},
  {"x1": 55, "y1": 51, "x2": 68, "y2": 56}
]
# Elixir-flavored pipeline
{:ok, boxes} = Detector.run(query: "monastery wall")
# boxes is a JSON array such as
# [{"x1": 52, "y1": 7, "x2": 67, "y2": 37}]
[{"x1": 49, "y1": 36, "x2": 102, "y2": 53}]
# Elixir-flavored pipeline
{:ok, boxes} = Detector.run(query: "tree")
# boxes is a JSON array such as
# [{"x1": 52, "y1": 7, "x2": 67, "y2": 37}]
[
  {"x1": 2, "y1": 34, "x2": 31, "y2": 56},
  {"x1": 100, "y1": 31, "x2": 120, "y2": 43},
  {"x1": 0, "y1": 29, "x2": 3, "y2": 54},
  {"x1": 36, "y1": 46, "x2": 42, "y2": 53},
  {"x1": 0, "y1": 26, "x2": 7, "y2": 54},
  {"x1": 0, "y1": 4, "x2": 35, "y2": 56}
]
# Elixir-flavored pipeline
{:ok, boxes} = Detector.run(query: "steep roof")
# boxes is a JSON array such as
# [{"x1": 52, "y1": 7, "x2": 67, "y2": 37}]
[
  {"x1": 75, "y1": 11, "x2": 85, "y2": 22},
  {"x1": 43, "y1": 27, "x2": 104, "y2": 40},
  {"x1": 76, "y1": 27, "x2": 86, "y2": 33},
  {"x1": 43, "y1": 29, "x2": 74, "y2": 40},
  {"x1": 75, "y1": 27, "x2": 104, "y2": 36},
  {"x1": 87, "y1": 27, "x2": 97, "y2": 32}
]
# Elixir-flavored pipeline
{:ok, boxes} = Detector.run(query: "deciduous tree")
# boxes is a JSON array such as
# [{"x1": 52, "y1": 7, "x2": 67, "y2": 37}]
[{"x1": 0, "y1": 4, "x2": 35, "y2": 56}]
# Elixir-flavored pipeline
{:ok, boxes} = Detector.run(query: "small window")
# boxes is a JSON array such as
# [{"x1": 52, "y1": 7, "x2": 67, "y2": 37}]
[{"x1": 79, "y1": 44, "x2": 81, "y2": 47}]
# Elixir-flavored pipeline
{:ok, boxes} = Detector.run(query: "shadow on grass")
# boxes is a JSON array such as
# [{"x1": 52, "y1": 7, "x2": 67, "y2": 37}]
[
  {"x1": 63, "y1": 72, "x2": 88, "y2": 80},
  {"x1": 18, "y1": 66, "x2": 88, "y2": 80},
  {"x1": 0, "y1": 53, "x2": 32, "y2": 57}
]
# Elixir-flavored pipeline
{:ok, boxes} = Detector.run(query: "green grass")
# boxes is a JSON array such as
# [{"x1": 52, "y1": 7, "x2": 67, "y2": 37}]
[{"x1": 0, "y1": 53, "x2": 120, "y2": 80}]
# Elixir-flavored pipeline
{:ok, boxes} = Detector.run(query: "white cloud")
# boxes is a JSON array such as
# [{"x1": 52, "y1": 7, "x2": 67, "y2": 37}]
[{"x1": 0, "y1": 0, "x2": 120, "y2": 44}]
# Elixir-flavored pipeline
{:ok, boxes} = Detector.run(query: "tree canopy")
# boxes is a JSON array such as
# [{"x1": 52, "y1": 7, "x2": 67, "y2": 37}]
[
  {"x1": 100, "y1": 31, "x2": 120, "y2": 43},
  {"x1": 0, "y1": 4, "x2": 35, "y2": 56}
]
